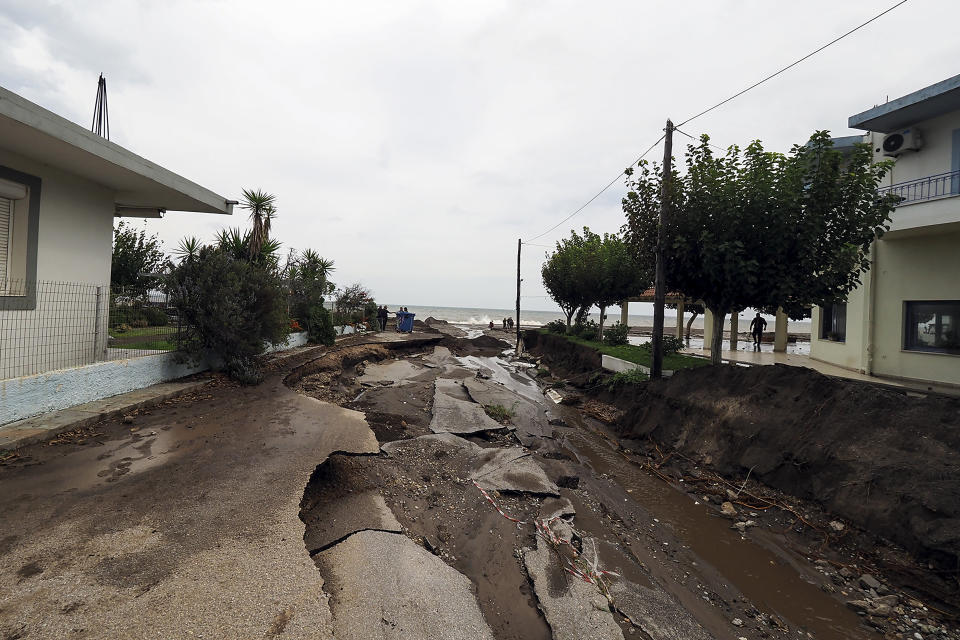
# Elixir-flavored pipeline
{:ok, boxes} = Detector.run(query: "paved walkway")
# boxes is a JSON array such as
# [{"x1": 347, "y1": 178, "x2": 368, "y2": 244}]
[{"x1": 683, "y1": 347, "x2": 960, "y2": 397}]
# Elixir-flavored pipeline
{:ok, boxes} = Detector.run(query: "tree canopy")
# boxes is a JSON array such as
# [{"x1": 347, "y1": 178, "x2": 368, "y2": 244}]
[
  {"x1": 623, "y1": 131, "x2": 898, "y2": 363},
  {"x1": 541, "y1": 227, "x2": 649, "y2": 336},
  {"x1": 111, "y1": 220, "x2": 165, "y2": 295}
]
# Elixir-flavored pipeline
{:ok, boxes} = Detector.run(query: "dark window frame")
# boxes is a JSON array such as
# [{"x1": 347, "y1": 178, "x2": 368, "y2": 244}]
[
  {"x1": 903, "y1": 300, "x2": 960, "y2": 355},
  {"x1": 0, "y1": 165, "x2": 41, "y2": 311},
  {"x1": 820, "y1": 302, "x2": 847, "y2": 342}
]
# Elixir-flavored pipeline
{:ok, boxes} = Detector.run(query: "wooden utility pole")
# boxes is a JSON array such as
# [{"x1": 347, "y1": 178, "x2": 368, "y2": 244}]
[
  {"x1": 516, "y1": 238, "x2": 522, "y2": 354},
  {"x1": 651, "y1": 119, "x2": 674, "y2": 379}
]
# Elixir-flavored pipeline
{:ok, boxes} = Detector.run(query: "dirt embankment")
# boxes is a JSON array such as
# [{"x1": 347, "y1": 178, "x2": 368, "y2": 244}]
[
  {"x1": 523, "y1": 331, "x2": 600, "y2": 376},
  {"x1": 607, "y1": 365, "x2": 960, "y2": 580}
]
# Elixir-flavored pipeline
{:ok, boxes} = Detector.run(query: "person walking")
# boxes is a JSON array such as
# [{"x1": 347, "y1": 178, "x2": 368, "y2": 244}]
[
  {"x1": 502, "y1": 318, "x2": 507, "y2": 330},
  {"x1": 749, "y1": 312, "x2": 767, "y2": 350},
  {"x1": 377, "y1": 306, "x2": 388, "y2": 332},
  {"x1": 507, "y1": 317, "x2": 514, "y2": 330}
]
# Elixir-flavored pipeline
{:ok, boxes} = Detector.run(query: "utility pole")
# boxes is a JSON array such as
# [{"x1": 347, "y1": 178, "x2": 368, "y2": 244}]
[
  {"x1": 515, "y1": 238, "x2": 522, "y2": 354},
  {"x1": 651, "y1": 119, "x2": 674, "y2": 379}
]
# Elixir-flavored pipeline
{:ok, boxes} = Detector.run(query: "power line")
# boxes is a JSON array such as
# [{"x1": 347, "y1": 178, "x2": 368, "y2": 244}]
[
  {"x1": 676, "y1": 0, "x2": 909, "y2": 127},
  {"x1": 524, "y1": 133, "x2": 666, "y2": 242},
  {"x1": 522, "y1": 0, "x2": 908, "y2": 244},
  {"x1": 674, "y1": 127, "x2": 726, "y2": 152}
]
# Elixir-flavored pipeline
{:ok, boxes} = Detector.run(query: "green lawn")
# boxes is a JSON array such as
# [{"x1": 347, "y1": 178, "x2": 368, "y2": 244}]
[
  {"x1": 109, "y1": 325, "x2": 176, "y2": 338},
  {"x1": 545, "y1": 331, "x2": 710, "y2": 370},
  {"x1": 112, "y1": 339, "x2": 176, "y2": 351}
]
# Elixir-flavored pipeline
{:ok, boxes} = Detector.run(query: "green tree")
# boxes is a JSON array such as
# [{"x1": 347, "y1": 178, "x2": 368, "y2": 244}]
[
  {"x1": 623, "y1": 132, "x2": 897, "y2": 364},
  {"x1": 541, "y1": 228, "x2": 601, "y2": 330},
  {"x1": 111, "y1": 220, "x2": 165, "y2": 295},
  {"x1": 240, "y1": 189, "x2": 277, "y2": 262},
  {"x1": 166, "y1": 244, "x2": 289, "y2": 383},
  {"x1": 593, "y1": 232, "x2": 650, "y2": 341}
]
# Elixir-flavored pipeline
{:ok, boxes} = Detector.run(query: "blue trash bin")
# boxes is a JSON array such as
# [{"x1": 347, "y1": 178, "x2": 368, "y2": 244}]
[{"x1": 397, "y1": 312, "x2": 415, "y2": 333}]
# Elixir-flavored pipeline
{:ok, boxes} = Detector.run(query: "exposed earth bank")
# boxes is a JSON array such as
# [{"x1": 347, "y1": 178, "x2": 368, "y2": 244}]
[{"x1": 526, "y1": 329, "x2": 960, "y2": 611}]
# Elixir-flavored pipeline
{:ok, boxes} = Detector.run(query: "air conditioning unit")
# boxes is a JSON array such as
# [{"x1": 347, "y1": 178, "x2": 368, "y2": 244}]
[{"x1": 881, "y1": 128, "x2": 923, "y2": 157}]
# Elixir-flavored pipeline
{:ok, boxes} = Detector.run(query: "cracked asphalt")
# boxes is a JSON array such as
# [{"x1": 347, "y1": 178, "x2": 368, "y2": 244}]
[{"x1": 0, "y1": 343, "x2": 385, "y2": 639}]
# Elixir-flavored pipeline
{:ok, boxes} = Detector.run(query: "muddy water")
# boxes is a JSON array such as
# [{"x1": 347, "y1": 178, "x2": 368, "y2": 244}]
[{"x1": 557, "y1": 406, "x2": 875, "y2": 640}]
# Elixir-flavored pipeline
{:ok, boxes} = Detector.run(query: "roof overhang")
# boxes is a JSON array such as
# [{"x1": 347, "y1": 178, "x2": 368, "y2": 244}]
[
  {"x1": 848, "y1": 73, "x2": 960, "y2": 133},
  {"x1": 0, "y1": 85, "x2": 233, "y2": 216}
]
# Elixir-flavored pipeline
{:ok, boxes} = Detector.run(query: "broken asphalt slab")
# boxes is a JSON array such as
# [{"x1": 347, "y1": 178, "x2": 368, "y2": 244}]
[
  {"x1": 315, "y1": 529, "x2": 496, "y2": 640},
  {"x1": 429, "y1": 381, "x2": 508, "y2": 435},
  {"x1": 607, "y1": 579, "x2": 714, "y2": 640},
  {"x1": 469, "y1": 447, "x2": 559, "y2": 496},
  {"x1": 302, "y1": 487, "x2": 403, "y2": 555},
  {"x1": 523, "y1": 534, "x2": 624, "y2": 640}
]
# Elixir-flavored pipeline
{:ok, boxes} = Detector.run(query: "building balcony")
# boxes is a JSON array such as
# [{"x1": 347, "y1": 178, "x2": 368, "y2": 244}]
[{"x1": 880, "y1": 169, "x2": 960, "y2": 206}]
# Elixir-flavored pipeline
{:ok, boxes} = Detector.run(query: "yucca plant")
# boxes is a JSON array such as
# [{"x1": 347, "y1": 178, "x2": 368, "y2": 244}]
[{"x1": 241, "y1": 189, "x2": 276, "y2": 262}]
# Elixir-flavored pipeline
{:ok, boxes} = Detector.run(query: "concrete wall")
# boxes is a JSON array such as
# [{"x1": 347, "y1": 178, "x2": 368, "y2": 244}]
[
  {"x1": 810, "y1": 275, "x2": 870, "y2": 373},
  {"x1": 0, "y1": 147, "x2": 116, "y2": 378},
  {"x1": 601, "y1": 354, "x2": 674, "y2": 377},
  {"x1": 0, "y1": 331, "x2": 311, "y2": 425},
  {"x1": 0, "y1": 147, "x2": 114, "y2": 284},
  {"x1": 869, "y1": 111, "x2": 960, "y2": 236},
  {"x1": 871, "y1": 231, "x2": 960, "y2": 386},
  {"x1": 0, "y1": 352, "x2": 206, "y2": 425}
]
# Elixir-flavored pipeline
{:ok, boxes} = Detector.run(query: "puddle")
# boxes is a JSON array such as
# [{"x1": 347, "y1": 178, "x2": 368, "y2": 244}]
[{"x1": 556, "y1": 404, "x2": 875, "y2": 640}]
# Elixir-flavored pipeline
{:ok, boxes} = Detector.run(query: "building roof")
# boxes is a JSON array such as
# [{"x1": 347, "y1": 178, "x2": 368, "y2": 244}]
[
  {"x1": 0, "y1": 85, "x2": 233, "y2": 216},
  {"x1": 627, "y1": 288, "x2": 687, "y2": 304},
  {"x1": 848, "y1": 73, "x2": 960, "y2": 133}
]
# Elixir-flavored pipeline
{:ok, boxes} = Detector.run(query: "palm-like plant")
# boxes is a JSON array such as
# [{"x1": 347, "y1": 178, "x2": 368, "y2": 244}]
[
  {"x1": 175, "y1": 236, "x2": 201, "y2": 263},
  {"x1": 241, "y1": 188, "x2": 277, "y2": 261}
]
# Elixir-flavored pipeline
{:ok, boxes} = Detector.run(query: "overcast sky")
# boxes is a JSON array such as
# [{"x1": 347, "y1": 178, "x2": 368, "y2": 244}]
[{"x1": 1, "y1": 0, "x2": 957, "y2": 311}]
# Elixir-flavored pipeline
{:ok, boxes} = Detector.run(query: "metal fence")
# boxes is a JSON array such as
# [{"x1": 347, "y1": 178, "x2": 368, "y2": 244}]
[
  {"x1": 0, "y1": 279, "x2": 180, "y2": 380},
  {"x1": 879, "y1": 169, "x2": 960, "y2": 204}
]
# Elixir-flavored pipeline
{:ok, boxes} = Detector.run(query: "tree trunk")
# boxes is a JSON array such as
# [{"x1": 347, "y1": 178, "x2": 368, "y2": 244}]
[
  {"x1": 597, "y1": 305, "x2": 606, "y2": 342},
  {"x1": 686, "y1": 311, "x2": 698, "y2": 343},
  {"x1": 564, "y1": 309, "x2": 574, "y2": 331},
  {"x1": 710, "y1": 309, "x2": 725, "y2": 365}
]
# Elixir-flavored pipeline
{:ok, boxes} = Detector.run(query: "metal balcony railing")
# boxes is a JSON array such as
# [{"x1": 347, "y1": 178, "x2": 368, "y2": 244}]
[{"x1": 879, "y1": 169, "x2": 960, "y2": 205}]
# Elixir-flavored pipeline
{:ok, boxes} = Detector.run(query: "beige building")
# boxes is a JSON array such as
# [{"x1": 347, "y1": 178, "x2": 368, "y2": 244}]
[
  {"x1": 0, "y1": 85, "x2": 232, "y2": 379},
  {"x1": 810, "y1": 74, "x2": 960, "y2": 387}
]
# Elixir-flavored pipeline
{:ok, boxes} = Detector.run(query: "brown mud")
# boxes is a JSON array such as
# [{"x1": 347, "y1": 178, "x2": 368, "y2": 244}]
[
  {"x1": 292, "y1": 332, "x2": 959, "y2": 640},
  {"x1": 528, "y1": 329, "x2": 960, "y2": 630}
]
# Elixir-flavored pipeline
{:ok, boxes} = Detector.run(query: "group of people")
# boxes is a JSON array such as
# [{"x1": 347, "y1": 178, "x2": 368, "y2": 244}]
[
  {"x1": 500, "y1": 317, "x2": 515, "y2": 330},
  {"x1": 374, "y1": 305, "x2": 410, "y2": 332}
]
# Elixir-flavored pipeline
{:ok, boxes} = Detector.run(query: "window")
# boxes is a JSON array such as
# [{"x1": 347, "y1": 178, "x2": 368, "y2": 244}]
[
  {"x1": 0, "y1": 167, "x2": 40, "y2": 309},
  {"x1": 820, "y1": 303, "x2": 847, "y2": 342},
  {"x1": 904, "y1": 301, "x2": 960, "y2": 355}
]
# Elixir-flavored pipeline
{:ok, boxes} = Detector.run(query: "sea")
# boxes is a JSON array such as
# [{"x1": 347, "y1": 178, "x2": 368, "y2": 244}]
[{"x1": 384, "y1": 303, "x2": 813, "y2": 334}]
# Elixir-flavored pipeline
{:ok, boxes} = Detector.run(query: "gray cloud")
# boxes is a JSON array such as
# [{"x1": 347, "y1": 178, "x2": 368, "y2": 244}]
[{"x1": 0, "y1": 0, "x2": 957, "y2": 310}]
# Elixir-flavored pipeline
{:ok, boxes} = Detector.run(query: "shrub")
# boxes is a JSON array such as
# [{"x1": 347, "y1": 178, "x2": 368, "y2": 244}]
[
  {"x1": 605, "y1": 368, "x2": 649, "y2": 389},
  {"x1": 603, "y1": 322, "x2": 629, "y2": 346},
  {"x1": 308, "y1": 304, "x2": 336, "y2": 346},
  {"x1": 227, "y1": 357, "x2": 264, "y2": 385},
  {"x1": 545, "y1": 319, "x2": 567, "y2": 334},
  {"x1": 640, "y1": 335, "x2": 686, "y2": 356},
  {"x1": 571, "y1": 320, "x2": 599, "y2": 341},
  {"x1": 131, "y1": 318, "x2": 149, "y2": 328},
  {"x1": 167, "y1": 246, "x2": 289, "y2": 382},
  {"x1": 142, "y1": 306, "x2": 168, "y2": 327}
]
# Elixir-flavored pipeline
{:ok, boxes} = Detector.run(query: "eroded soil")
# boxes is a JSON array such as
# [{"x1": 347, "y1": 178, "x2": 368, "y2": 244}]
[{"x1": 292, "y1": 327, "x2": 959, "y2": 640}]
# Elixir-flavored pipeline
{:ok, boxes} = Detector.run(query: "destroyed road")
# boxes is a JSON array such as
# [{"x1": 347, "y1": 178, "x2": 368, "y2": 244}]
[{"x1": 1, "y1": 326, "x2": 956, "y2": 639}]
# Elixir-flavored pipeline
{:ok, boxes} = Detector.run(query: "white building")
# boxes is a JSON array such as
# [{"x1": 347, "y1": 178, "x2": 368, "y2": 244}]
[
  {"x1": 0, "y1": 85, "x2": 232, "y2": 379},
  {"x1": 810, "y1": 74, "x2": 960, "y2": 388}
]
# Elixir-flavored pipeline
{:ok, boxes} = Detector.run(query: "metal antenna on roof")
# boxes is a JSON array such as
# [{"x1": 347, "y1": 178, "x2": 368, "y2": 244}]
[{"x1": 91, "y1": 73, "x2": 110, "y2": 140}]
